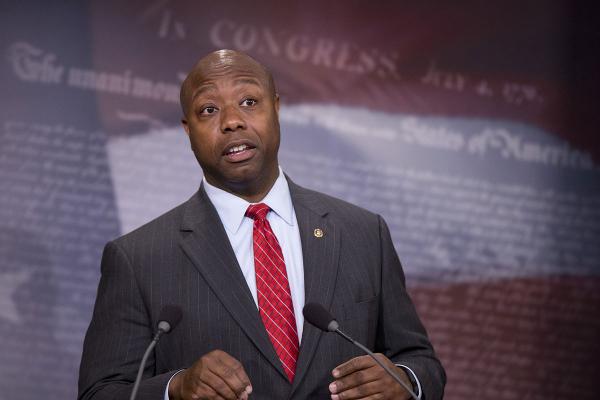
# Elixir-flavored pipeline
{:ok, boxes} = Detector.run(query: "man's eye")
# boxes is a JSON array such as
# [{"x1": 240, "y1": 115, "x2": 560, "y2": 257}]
[
  {"x1": 241, "y1": 99, "x2": 257, "y2": 107},
  {"x1": 200, "y1": 106, "x2": 218, "y2": 115}
]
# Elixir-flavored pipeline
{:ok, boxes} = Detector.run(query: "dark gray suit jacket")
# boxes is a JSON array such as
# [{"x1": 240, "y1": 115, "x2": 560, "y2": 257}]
[{"x1": 78, "y1": 179, "x2": 445, "y2": 399}]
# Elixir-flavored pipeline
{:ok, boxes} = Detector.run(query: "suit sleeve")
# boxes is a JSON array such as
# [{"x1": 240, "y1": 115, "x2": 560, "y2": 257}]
[
  {"x1": 375, "y1": 215, "x2": 446, "y2": 400},
  {"x1": 78, "y1": 241, "x2": 178, "y2": 400}
]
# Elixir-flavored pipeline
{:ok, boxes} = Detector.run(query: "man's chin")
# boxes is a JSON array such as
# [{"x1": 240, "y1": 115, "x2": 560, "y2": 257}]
[
  {"x1": 207, "y1": 171, "x2": 261, "y2": 193},
  {"x1": 204, "y1": 162, "x2": 278, "y2": 195}
]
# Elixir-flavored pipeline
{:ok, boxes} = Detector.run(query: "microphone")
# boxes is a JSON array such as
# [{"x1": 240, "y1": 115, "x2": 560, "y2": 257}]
[
  {"x1": 130, "y1": 305, "x2": 183, "y2": 400},
  {"x1": 303, "y1": 302, "x2": 420, "y2": 400}
]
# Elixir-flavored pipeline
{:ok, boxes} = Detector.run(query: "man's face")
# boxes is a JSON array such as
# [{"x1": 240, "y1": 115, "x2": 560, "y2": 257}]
[{"x1": 182, "y1": 57, "x2": 280, "y2": 196}]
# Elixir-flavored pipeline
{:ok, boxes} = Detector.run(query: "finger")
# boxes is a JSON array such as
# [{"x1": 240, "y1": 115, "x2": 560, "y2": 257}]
[
  {"x1": 186, "y1": 380, "x2": 226, "y2": 400},
  {"x1": 220, "y1": 354, "x2": 253, "y2": 394},
  {"x1": 334, "y1": 395, "x2": 386, "y2": 400},
  {"x1": 201, "y1": 369, "x2": 239, "y2": 400},
  {"x1": 330, "y1": 379, "x2": 384, "y2": 400},
  {"x1": 330, "y1": 365, "x2": 381, "y2": 394},
  {"x1": 208, "y1": 352, "x2": 252, "y2": 396},
  {"x1": 333, "y1": 355, "x2": 376, "y2": 378}
]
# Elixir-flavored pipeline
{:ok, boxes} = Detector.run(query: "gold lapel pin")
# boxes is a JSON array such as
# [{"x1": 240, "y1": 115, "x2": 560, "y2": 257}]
[{"x1": 313, "y1": 228, "x2": 324, "y2": 238}]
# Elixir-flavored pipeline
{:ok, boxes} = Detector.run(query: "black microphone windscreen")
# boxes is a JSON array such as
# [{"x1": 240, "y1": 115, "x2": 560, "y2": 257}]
[
  {"x1": 158, "y1": 304, "x2": 182, "y2": 330},
  {"x1": 303, "y1": 302, "x2": 335, "y2": 332}
]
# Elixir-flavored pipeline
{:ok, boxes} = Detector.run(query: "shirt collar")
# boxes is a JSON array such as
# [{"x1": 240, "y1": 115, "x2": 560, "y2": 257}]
[{"x1": 203, "y1": 167, "x2": 294, "y2": 234}]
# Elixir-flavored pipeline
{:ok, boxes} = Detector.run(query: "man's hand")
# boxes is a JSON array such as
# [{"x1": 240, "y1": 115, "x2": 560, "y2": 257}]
[
  {"x1": 168, "y1": 350, "x2": 252, "y2": 400},
  {"x1": 329, "y1": 354, "x2": 412, "y2": 400}
]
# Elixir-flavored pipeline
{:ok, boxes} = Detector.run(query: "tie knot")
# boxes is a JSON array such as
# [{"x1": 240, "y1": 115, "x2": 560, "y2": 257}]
[{"x1": 246, "y1": 203, "x2": 271, "y2": 221}]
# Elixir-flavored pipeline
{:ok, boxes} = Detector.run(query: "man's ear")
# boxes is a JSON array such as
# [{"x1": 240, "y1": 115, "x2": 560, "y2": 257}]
[
  {"x1": 181, "y1": 118, "x2": 190, "y2": 136},
  {"x1": 274, "y1": 93, "x2": 280, "y2": 115}
]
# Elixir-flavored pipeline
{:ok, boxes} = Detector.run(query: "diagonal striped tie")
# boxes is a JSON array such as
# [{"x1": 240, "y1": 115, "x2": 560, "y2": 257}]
[{"x1": 246, "y1": 203, "x2": 299, "y2": 382}]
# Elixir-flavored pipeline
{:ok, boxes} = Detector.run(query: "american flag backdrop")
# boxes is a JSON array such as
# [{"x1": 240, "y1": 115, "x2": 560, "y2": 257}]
[{"x1": 1, "y1": 1, "x2": 599, "y2": 399}]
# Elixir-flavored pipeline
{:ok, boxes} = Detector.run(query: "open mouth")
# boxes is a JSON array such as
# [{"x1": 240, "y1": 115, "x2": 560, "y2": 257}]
[
  {"x1": 225, "y1": 144, "x2": 252, "y2": 155},
  {"x1": 223, "y1": 142, "x2": 256, "y2": 162}
]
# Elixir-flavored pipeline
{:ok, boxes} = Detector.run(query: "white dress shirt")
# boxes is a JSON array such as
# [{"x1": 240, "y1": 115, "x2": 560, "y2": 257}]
[{"x1": 202, "y1": 167, "x2": 306, "y2": 340}]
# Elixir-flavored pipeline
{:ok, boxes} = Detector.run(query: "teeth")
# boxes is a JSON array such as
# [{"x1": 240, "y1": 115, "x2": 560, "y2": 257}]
[{"x1": 228, "y1": 144, "x2": 248, "y2": 154}]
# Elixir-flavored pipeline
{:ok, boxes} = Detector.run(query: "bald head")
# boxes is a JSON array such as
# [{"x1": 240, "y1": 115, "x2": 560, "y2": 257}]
[{"x1": 180, "y1": 49, "x2": 276, "y2": 118}]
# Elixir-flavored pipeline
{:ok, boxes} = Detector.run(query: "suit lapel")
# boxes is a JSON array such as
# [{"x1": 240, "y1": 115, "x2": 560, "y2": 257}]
[
  {"x1": 178, "y1": 187, "x2": 287, "y2": 380},
  {"x1": 288, "y1": 180, "x2": 342, "y2": 395}
]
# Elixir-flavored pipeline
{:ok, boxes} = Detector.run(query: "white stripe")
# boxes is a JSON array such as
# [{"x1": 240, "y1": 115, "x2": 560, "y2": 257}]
[
  {"x1": 264, "y1": 319, "x2": 298, "y2": 355},
  {"x1": 256, "y1": 275, "x2": 294, "y2": 315},
  {"x1": 255, "y1": 230, "x2": 287, "y2": 267},
  {"x1": 254, "y1": 239, "x2": 286, "y2": 271},
  {"x1": 254, "y1": 256, "x2": 292, "y2": 297},
  {"x1": 283, "y1": 364, "x2": 294, "y2": 376},
  {"x1": 264, "y1": 322, "x2": 299, "y2": 355},
  {"x1": 263, "y1": 227, "x2": 282, "y2": 245},
  {"x1": 256, "y1": 285, "x2": 298, "y2": 335},
  {"x1": 255, "y1": 271, "x2": 295, "y2": 317},
  {"x1": 259, "y1": 224, "x2": 285, "y2": 254},
  {"x1": 260, "y1": 228, "x2": 286, "y2": 263},
  {"x1": 254, "y1": 245, "x2": 288, "y2": 282},
  {"x1": 264, "y1": 320, "x2": 299, "y2": 356}
]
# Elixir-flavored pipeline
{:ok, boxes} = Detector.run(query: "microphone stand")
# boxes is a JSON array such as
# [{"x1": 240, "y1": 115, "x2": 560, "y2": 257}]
[{"x1": 129, "y1": 328, "x2": 167, "y2": 400}]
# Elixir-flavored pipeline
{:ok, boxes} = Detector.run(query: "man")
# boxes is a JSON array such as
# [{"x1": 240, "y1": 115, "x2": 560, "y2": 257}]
[{"x1": 78, "y1": 49, "x2": 445, "y2": 400}]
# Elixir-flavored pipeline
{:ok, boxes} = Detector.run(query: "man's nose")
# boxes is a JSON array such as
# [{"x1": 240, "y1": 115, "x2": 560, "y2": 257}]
[{"x1": 220, "y1": 105, "x2": 246, "y2": 132}]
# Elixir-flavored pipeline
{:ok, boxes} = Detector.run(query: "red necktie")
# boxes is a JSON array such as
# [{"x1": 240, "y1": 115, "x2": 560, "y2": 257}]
[{"x1": 246, "y1": 203, "x2": 299, "y2": 382}]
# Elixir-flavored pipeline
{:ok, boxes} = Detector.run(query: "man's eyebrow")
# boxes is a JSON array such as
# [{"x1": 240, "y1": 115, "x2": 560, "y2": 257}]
[
  {"x1": 190, "y1": 84, "x2": 216, "y2": 104},
  {"x1": 189, "y1": 77, "x2": 263, "y2": 105}
]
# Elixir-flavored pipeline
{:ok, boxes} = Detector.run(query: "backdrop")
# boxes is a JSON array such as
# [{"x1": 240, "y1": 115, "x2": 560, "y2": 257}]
[{"x1": 1, "y1": 1, "x2": 599, "y2": 399}]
